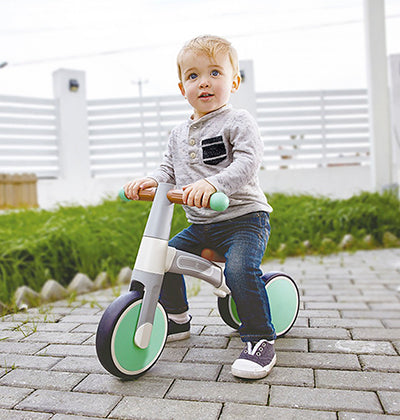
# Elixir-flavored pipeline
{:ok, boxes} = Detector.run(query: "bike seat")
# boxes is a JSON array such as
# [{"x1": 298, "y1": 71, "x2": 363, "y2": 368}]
[{"x1": 201, "y1": 248, "x2": 226, "y2": 263}]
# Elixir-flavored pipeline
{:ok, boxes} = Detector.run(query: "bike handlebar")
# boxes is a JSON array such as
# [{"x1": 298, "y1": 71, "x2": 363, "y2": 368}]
[{"x1": 119, "y1": 187, "x2": 229, "y2": 212}]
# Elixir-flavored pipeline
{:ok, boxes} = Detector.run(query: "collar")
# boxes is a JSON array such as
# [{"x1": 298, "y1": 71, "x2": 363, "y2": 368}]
[{"x1": 188, "y1": 104, "x2": 232, "y2": 126}]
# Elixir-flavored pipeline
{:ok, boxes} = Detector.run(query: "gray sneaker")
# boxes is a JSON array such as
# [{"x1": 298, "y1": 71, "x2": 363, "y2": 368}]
[{"x1": 231, "y1": 339, "x2": 276, "y2": 379}]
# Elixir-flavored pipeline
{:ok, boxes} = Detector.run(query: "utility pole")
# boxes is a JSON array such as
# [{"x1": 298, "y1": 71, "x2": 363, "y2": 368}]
[
  {"x1": 131, "y1": 78, "x2": 148, "y2": 98},
  {"x1": 132, "y1": 78, "x2": 149, "y2": 173}
]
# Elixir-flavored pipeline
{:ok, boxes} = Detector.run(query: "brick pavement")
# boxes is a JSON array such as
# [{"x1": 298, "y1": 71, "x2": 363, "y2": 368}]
[{"x1": 0, "y1": 248, "x2": 399, "y2": 419}]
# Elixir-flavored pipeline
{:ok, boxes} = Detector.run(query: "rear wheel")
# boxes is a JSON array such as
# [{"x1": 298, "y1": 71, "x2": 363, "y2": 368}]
[
  {"x1": 217, "y1": 272, "x2": 300, "y2": 338},
  {"x1": 96, "y1": 291, "x2": 168, "y2": 379}
]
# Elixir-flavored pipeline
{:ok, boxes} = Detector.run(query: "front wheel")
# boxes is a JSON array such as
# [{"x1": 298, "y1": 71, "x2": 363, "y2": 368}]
[
  {"x1": 217, "y1": 272, "x2": 300, "y2": 338},
  {"x1": 96, "y1": 291, "x2": 168, "y2": 379}
]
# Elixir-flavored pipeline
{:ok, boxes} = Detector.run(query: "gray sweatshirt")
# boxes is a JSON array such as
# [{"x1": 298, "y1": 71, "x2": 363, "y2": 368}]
[{"x1": 151, "y1": 105, "x2": 272, "y2": 224}]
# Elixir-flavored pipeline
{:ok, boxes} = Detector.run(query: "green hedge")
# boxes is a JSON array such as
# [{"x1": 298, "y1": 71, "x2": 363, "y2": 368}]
[{"x1": 0, "y1": 191, "x2": 399, "y2": 306}]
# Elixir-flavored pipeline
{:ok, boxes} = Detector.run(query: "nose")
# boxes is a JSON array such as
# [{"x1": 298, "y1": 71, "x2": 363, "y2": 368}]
[{"x1": 199, "y1": 76, "x2": 210, "y2": 88}]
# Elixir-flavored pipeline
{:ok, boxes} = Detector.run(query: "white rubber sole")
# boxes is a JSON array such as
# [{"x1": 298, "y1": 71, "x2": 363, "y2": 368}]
[
  {"x1": 166, "y1": 330, "x2": 190, "y2": 343},
  {"x1": 231, "y1": 354, "x2": 277, "y2": 379}
]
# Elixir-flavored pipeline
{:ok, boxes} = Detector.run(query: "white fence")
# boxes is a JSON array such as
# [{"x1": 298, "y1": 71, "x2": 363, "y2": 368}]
[
  {"x1": 1, "y1": 64, "x2": 392, "y2": 207},
  {"x1": 0, "y1": 95, "x2": 59, "y2": 178},
  {"x1": 88, "y1": 96, "x2": 190, "y2": 179},
  {"x1": 1, "y1": 92, "x2": 370, "y2": 178},
  {"x1": 257, "y1": 90, "x2": 370, "y2": 170}
]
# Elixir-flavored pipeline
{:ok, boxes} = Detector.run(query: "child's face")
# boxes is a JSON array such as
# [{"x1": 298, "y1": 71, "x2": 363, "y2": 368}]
[{"x1": 178, "y1": 51, "x2": 240, "y2": 121}]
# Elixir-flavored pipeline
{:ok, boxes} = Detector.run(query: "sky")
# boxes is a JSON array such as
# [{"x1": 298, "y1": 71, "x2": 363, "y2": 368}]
[{"x1": 1, "y1": 0, "x2": 400, "y2": 99}]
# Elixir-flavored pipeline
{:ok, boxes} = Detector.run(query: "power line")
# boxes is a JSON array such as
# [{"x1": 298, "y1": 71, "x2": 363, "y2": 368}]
[{"x1": 5, "y1": 14, "x2": 400, "y2": 68}]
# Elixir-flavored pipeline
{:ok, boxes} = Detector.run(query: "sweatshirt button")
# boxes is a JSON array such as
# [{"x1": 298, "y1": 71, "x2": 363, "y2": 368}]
[
  {"x1": 189, "y1": 139, "x2": 196, "y2": 146},
  {"x1": 190, "y1": 152, "x2": 196, "y2": 159}
]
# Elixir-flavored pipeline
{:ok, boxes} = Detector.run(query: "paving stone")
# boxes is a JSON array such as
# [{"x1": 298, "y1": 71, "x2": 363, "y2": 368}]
[
  {"x1": 384, "y1": 319, "x2": 400, "y2": 328},
  {"x1": 70, "y1": 323, "x2": 98, "y2": 333},
  {"x1": 59, "y1": 315, "x2": 101, "y2": 324},
  {"x1": 0, "y1": 329, "x2": 29, "y2": 340},
  {"x1": 191, "y1": 316, "x2": 226, "y2": 325},
  {"x1": 0, "y1": 354, "x2": 61, "y2": 372},
  {"x1": 270, "y1": 385, "x2": 382, "y2": 413},
  {"x1": 369, "y1": 303, "x2": 400, "y2": 310},
  {"x1": 34, "y1": 322, "x2": 80, "y2": 332},
  {"x1": 360, "y1": 355, "x2": 400, "y2": 372},
  {"x1": 22, "y1": 331, "x2": 92, "y2": 344},
  {"x1": 74, "y1": 373, "x2": 173, "y2": 397},
  {"x1": 342, "y1": 310, "x2": 400, "y2": 319},
  {"x1": 299, "y1": 310, "x2": 340, "y2": 318},
  {"x1": 287, "y1": 327, "x2": 350, "y2": 339},
  {"x1": 110, "y1": 396, "x2": 221, "y2": 420},
  {"x1": 315, "y1": 369, "x2": 400, "y2": 391},
  {"x1": 36, "y1": 344, "x2": 96, "y2": 357},
  {"x1": 168, "y1": 379, "x2": 269, "y2": 404},
  {"x1": 339, "y1": 413, "x2": 400, "y2": 420},
  {"x1": 201, "y1": 325, "x2": 239, "y2": 337},
  {"x1": 159, "y1": 347, "x2": 187, "y2": 362},
  {"x1": 218, "y1": 365, "x2": 314, "y2": 387},
  {"x1": 145, "y1": 360, "x2": 220, "y2": 381},
  {"x1": 184, "y1": 348, "x2": 239, "y2": 364},
  {"x1": 165, "y1": 334, "x2": 228, "y2": 348},
  {"x1": 310, "y1": 318, "x2": 383, "y2": 328},
  {"x1": 310, "y1": 339, "x2": 396, "y2": 355},
  {"x1": 351, "y1": 328, "x2": 400, "y2": 340},
  {"x1": 301, "y1": 295, "x2": 336, "y2": 302},
  {"x1": 51, "y1": 356, "x2": 108, "y2": 374},
  {"x1": 220, "y1": 403, "x2": 337, "y2": 420},
  {"x1": 0, "y1": 341, "x2": 46, "y2": 355},
  {"x1": 51, "y1": 416, "x2": 105, "y2": 420},
  {"x1": 15, "y1": 389, "x2": 121, "y2": 417},
  {"x1": 277, "y1": 351, "x2": 360, "y2": 370},
  {"x1": 0, "y1": 369, "x2": 86, "y2": 391},
  {"x1": 305, "y1": 302, "x2": 369, "y2": 310},
  {"x1": 0, "y1": 408, "x2": 51, "y2": 419},
  {"x1": 378, "y1": 391, "x2": 400, "y2": 415},
  {"x1": 0, "y1": 385, "x2": 34, "y2": 409}
]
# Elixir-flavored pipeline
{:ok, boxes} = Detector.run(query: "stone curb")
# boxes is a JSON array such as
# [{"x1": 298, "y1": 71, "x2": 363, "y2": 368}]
[{"x1": 12, "y1": 266, "x2": 132, "y2": 311}]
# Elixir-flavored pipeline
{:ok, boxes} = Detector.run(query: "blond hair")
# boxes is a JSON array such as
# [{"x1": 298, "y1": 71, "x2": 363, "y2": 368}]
[{"x1": 177, "y1": 35, "x2": 239, "y2": 82}]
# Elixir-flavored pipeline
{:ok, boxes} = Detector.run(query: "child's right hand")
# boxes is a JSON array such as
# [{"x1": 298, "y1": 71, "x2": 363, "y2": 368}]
[{"x1": 123, "y1": 178, "x2": 158, "y2": 200}]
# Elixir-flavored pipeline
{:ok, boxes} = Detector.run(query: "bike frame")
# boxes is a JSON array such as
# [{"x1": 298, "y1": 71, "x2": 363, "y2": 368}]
[{"x1": 129, "y1": 183, "x2": 230, "y2": 349}]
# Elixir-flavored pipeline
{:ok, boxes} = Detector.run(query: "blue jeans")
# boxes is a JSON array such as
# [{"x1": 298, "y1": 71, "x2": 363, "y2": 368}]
[{"x1": 159, "y1": 211, "x2": 276, "y2": 342}]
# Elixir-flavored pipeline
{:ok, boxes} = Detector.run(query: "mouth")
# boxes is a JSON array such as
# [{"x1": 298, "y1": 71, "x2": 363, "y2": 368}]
[{"x1": 199, "y1": 93, "x2": 214, "y2": 98}]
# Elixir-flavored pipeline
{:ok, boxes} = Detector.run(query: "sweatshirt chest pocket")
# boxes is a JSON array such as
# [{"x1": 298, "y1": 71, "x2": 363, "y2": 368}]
[{"x1": 201, "y1": 136, "x2": 227, "y2": 165}]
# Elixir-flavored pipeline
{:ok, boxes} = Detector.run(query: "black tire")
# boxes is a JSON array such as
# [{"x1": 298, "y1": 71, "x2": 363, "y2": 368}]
[{"x1": 96, "y1": 291, "x2": 168, "y2": 379}]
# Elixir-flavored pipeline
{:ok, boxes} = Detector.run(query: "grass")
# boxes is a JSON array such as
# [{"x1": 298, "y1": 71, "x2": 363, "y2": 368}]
[{"x1": 0, "y1": 191, "x2": 399, "y2": 307}]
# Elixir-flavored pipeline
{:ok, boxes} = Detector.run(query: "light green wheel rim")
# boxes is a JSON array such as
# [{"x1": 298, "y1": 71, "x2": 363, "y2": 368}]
[
  {"x1": 111, "y1": 300, "x2": 167, "y2": 376},
  {"x1": 266, "y1": 276, "x2": 299, "y2": 336},
  {"x1": 229, "y1": 297, "x2": 241, "y2": 326},
  {"x1": 228, "y1": 275, "x2": 299, "y2": 336}
]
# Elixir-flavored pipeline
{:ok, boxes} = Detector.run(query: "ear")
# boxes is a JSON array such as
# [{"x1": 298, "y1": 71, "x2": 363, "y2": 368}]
[
  {"x1": 231, "y1": 74, "x2": 241, "y2": 93},
  {"x1": 178, "y1": 82, "x2": 186, "y2": 98}
]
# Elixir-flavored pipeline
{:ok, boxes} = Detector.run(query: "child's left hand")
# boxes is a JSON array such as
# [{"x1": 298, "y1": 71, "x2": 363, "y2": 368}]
[{"x1": 182, "y1": 179, "x2": 217, "y2": 208}]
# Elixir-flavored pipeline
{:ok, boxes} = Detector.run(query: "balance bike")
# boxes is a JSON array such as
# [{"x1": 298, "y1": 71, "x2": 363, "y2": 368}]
[{"x1": 95, "y1": 183, "x2": 300, "y2": 379}]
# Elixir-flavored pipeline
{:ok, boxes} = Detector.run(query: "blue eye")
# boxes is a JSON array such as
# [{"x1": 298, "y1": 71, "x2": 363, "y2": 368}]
[
  {"x1": 211, "y1": 70, "x2": 220, "y2": 76},
  {"x1": 188, "y1": 73, "x2": 197, "y2": 80}
]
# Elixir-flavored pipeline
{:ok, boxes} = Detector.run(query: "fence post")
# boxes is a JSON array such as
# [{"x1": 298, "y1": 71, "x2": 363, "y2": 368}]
[
  {"x1": 363, "y1": 0, "x2": 393, "y2": 192},
  {"x1": 53, "y1": 69, "x2": 90, "y2": 197},
  {"x1": 388, "y1": 54, "x2": 400, "y2": 192},
  {"x1": 230, "y1": 60, "x2": 257, "y2": 118}
]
